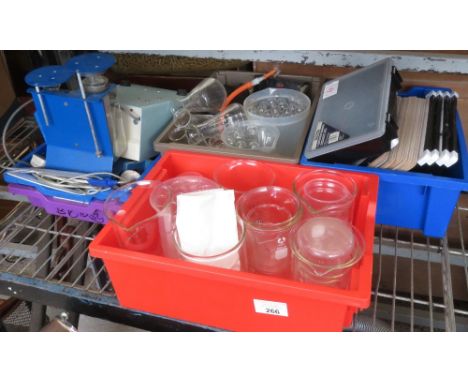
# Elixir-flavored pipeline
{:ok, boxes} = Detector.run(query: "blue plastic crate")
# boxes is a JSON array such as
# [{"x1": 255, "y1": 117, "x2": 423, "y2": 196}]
[{"x1": 300, "y1": 86, "x2": 468, "y2": 238}]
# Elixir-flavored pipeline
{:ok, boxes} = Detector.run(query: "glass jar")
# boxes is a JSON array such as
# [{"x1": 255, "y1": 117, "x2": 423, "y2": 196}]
[
  {"x1": 293, "y1": 169, "x2": 357, "y2": 222},
  {"x1": 214, "y1": 159, "x2": 276, "y2": 199},
  {"x1": 291, "y1": 217, "x2": 364, "y2": 288},
  {"x1": 173, "y1": 217, "x2": 245, "y2": 270},
  {"x1": 150, "y1": 175, "x2": 220, "y2": 259},
  {"x1": 237, "y1": 186, "x2": 302, "y2": 278}
]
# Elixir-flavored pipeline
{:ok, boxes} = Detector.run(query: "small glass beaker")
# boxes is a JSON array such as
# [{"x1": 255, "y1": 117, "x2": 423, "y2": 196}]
[
  {"x1": 104, "y1": 180, "x2": 172, "y2": 253},
  {"x1": 173, "y1": 217, "x2": 246, "y2": 270},
  {"x1": 293, "y1": 170, "x2": 357, "y2": 222},
  {"x1": 291, "y1": 217, "x2": 364, "y2": 288},
  {"x1": 169, "y1": 109, "x2": 214, "y2": 145},
  {"x1": 214, "y1": 159, "x2": 276, "y2": 199},
  {"x1": 237, "y1": 186, "x2": 302, "y2": 278}
]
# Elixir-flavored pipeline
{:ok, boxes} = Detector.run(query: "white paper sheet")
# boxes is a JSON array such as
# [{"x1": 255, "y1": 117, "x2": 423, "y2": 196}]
[{"x1": 175, "y1": 189, "x2": 239, "y2": 266}]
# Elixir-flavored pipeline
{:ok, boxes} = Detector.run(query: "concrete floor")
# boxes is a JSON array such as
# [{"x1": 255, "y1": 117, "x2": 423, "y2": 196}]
[{"x1": 77, "y1": 314, "x2": 146, "y2": 332}]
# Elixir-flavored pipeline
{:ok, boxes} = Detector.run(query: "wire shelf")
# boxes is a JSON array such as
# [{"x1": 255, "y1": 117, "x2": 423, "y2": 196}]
[
  {"x1": 0, "y1": 119, "x2": 467, "y2": 331},
  {"x1": 0, "y1": 117, "x2": 41, "y2": 176},
  {"x1": 352, "y1": 201, "x2": 468, "y2": 332},
  {"x1": 0, "y1": 202, "x2": 114, "y2": 297},
  {"x1": 1, "y1": 198, "x2": 467, "y2": 331}
]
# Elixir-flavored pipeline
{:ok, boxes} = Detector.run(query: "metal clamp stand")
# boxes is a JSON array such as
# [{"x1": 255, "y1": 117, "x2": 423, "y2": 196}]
[{"x1": 75, "y1": 71, "x2": 102, "y2": 158}]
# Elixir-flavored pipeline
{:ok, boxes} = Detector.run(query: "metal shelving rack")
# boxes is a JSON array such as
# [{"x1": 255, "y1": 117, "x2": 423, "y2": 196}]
[
  {"x1": 0, "y1": 119, "x2": 467, "y2": 331},
  {"x1": 355, "y1": 210, "x2": 468, "y2": 332}
]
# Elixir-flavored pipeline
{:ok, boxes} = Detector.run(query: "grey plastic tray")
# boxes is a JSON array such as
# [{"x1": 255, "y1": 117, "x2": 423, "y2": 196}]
[
  {"x1": 153, "y1": 71, "x2": 321, "y2": 164},
  {"x1": 304, "y1": 58, "x2": 399, "y2": 161}
]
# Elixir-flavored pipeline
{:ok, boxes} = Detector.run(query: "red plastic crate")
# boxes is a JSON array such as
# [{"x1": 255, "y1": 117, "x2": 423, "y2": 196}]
[{"x1": 89, "y1": 151, "x2": 379, "y2": 331}]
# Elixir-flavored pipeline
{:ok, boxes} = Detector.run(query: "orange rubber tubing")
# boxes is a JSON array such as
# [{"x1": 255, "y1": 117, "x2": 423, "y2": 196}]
[{"x1": 220, "y1": 68, "x2": 279, "y2": 111}]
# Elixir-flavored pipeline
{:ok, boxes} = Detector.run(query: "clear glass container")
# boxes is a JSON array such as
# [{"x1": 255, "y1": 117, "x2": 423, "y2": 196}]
[
  {"x1": 291, "y1": 217, "x2": 364, "y2": 288},
  {"x1": 178, "y1": 77, "x2": 227, "y2": 113},
  {"x1": 104, "y1": 180, "x2": 171, "y2": 253},
  {"x1": 150, "y1": 175, "x2": 220, "y2": 259},
  {"x1": 204, "y1": 103, "x2": 280, "y2": 152},
  {"x1": 169, "y1": 103, "x2": 280, "y2": 152},
  {"x1": 237, "y1": 186, "x2": 302, "y2": 278},
  {"x1": 293, "y1": 169, "x2": 357, "y2": 222},
  {"x1": 169, "y1": 109, "x2": 213, "y2": 144},
  {"x1": 173, "y1": 217, "x2": 245, "y2": 270},
  {"x1": 213, "y1": 159, "x2": 276, "y2": 198}
]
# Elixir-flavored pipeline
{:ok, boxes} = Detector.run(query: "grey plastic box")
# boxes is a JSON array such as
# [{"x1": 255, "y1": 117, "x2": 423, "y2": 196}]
[
  {"x1": 304, "y1": 58, "x2": 401, "y2": 163},
  {"x1": 153, "y1": 71, "x2": 321, "y2": 163}
]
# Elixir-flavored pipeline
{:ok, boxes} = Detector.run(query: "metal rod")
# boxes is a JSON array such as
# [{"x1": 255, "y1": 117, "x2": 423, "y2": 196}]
[
  {"x1": 374, "y1": 291, "x2": 446, "y2": 311},
  {"x1": 372, "y1": 225, "x2": 383, "y2": 326},
  {"x1": 0, "y1": 204, "x2": 36, "y2": 240},
  {"x1": 0, "y1": 207, "x2": 42, "y2": 266},
  {"x1": 3, "y1": 130, "x2": 37, "y2": 159},
  {"x1": 391, "y1": 228, "x2": 399, "y2": 331},
  {"x1": 441, "y1": 237, "x2": 456, "y2": 331},
  {"x1": 82, "y1": 263, "x2": 106, "y2": 290},
  {"x1": 34, "y1": 86, "x2": 49, "y2": 126},
  {"x1": 14, "y1": 217, "x2": 63, "y2": 275},
  {"x1": 58, "y1": 250, "x2": 88, "y2": 284},
  {"x1": 456, "y1": 205, "x2": 468, "y2": 292},
  {"x1": 379, "y1": 235, "x2": 468, "y2": 259},
  {"x1": 29, "y1": 220, "x2": 84, "y2": 278},
  {"x1": 68, "y1": 255, "x2": 93, "y2": 289},
  {"x1": 410, "y1": 231, "x2": 415, "y2": 332},
  {"x1": 29, "y1": 214, "x2": 53, "y2": 332},
  {"x1": 75, "y1": 71, "x2": 102, "y2": 158},
  {"x1": 56, "y1": 226, "x2": 97, "y2": 283},
  {"x1": 14, "y1": 218, "x2": 71, "y2": 276},
  {"x1": 45, "y1": 222, "x2": 96, "y2": 281},
  {"x1": 13, "y1": 222, "x2": 96, "y2": 241},
  {"x1": 426, "y1": 238, "x2": 434, "y2": 331},
  {"x1": 98, "y1": 278, "x2": 112, "y2": 294}
]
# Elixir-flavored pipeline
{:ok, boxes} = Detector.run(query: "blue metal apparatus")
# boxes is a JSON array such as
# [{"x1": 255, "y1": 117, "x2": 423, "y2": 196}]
[
  {"x1": 25, "y1": 53, "x2": 117, "y2": 173},
  {"x1": 3, "y1": 52, "x2": 175, "y2": 208}
]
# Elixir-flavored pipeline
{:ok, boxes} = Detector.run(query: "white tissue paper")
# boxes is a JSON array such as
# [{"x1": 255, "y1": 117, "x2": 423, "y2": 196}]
[{"x1": 175, "y1": 188, "x2": 240, "y2": 269}]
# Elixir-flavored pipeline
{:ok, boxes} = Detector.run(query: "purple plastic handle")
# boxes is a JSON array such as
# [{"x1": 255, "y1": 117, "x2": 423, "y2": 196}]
[{"x1": 8, "y1": 184, "x2": 108, "y2": 224}]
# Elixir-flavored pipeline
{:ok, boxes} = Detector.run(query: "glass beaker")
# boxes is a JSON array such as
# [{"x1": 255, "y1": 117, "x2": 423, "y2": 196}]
[
  {"x1": 291, "y1": 217, "x2": 364, "y2": 288},
  {"x1": 213, "y1": 159, "x2": 276, "y2": 199},
  {"x1": 200, "y1": 103, "x2": 280, "y2": 151},
  {"x1": 237, "y1": 186, "x2": 302, "y2": 278},
  {"x1": 171, "y1": 103, "x2": 248, "y2": 146},
  {"x1": 173, "y1": 217, "x2": 245, "y2": 270},
  {"x1": 150, "y1": 175, "x2": 220, "y2": 259},
  {"x1": 293, "y1": 170, "x2": 357, "y2": 222},
  {"x1": 104, "y1": 180, "x2": 171, "y2": 253},
  {"x1": 169, "y1": 109, "x2": 214, "y2": 145}
]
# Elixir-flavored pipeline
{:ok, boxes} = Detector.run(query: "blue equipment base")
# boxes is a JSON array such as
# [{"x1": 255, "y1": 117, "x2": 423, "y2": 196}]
[{"x1": 3, "y1": 144, "x2": 160, "y2": 204}]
